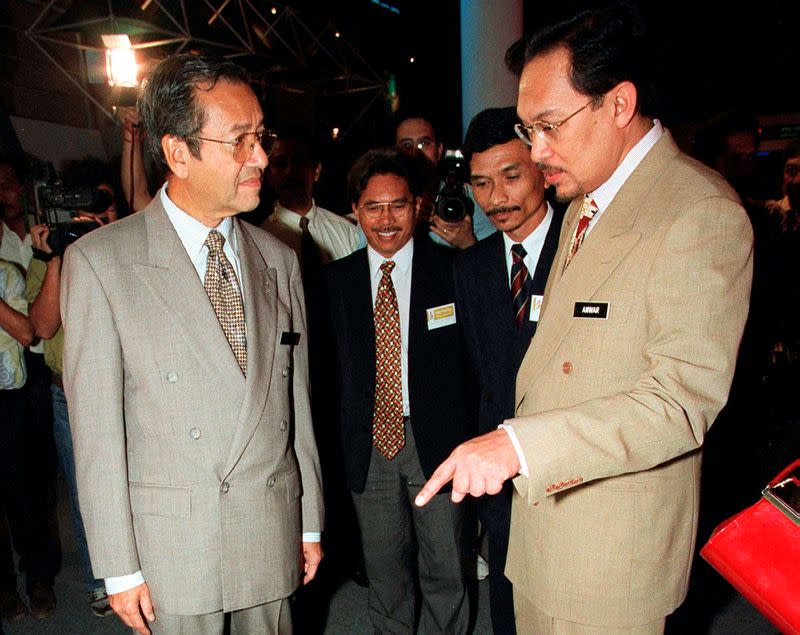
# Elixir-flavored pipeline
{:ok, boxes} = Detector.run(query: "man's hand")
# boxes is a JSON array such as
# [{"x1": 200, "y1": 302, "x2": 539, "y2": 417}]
[
  {"x1": 430, "y1": 213, "x2": 477, "y2": 249},
  {"x1": 30, "y1": 224, "x2": 53, "y2": 254},
  {"x1": 108, "y1": 582, "x2": 155, "y2": 635},
  {"x1": 415, "y1": 429, "x2": 521, "y2": 506},
  {"x1": 302, "y1": 541, "x2": 323, "y2": 585}
]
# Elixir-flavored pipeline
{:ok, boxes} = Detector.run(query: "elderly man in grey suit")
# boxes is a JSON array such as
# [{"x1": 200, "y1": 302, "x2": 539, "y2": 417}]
[{"x1": 61, "y1": 54, "x2": 323, "y2": 635}]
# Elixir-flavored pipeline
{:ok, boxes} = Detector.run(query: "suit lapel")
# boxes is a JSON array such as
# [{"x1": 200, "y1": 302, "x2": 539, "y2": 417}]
[
  {"x1": 222, "y1": 220, "x2": 278, "y2": 477},
  {"x1": 516, "y1": 132, "x2": 680, "y2": 406},
  {"x1": 133, "y1": 202, "x2": 246, "y2": 386}
]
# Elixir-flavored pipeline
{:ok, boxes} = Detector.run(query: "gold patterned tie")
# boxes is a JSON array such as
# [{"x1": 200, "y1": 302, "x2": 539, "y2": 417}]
[
  {"x1": 564, "y1": 196, "x2": 599, "y2": 270},
  {"x1": 204, "y1": 229, "x2": 247, "y2": 375},
  {"x1": 372, "y1": 260, "x2": 405, "y2": 459}
]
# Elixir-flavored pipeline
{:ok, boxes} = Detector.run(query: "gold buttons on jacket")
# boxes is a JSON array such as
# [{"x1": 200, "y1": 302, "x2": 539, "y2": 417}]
[{"x1": 562, "y1": 361, "x2": 573, "y2": 374}]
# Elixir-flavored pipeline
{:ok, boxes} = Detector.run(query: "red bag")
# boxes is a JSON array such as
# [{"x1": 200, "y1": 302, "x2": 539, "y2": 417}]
[{"x1": 700, "y1": 458, "x2": 800, "y2": 635}]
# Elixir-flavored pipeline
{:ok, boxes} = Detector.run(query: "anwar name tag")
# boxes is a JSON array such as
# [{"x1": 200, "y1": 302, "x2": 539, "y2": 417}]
[
  {"x1": 426, "y1": 303, "x2": 457, "y2": 330},
  {"x1": 573, "y1": 301, "x2": 609, "y2": 319}
]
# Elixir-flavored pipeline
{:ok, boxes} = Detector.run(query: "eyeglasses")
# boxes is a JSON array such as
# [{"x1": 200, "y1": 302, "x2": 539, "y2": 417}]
[
  {"x1": 398, "y1": 138, "x2": 435, "y2": 153},
  {"x1": 188, "y1": 130, "x2": 278, "y2": 163},
  {"x1": 514, "y1": 100, "x2": 594, "y2": 145},
  {"x1": 358, "y1": 199, "x2": 413, "y2": 216}
]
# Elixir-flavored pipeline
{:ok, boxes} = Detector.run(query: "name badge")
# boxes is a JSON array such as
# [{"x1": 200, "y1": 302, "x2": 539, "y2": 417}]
[
  {"x1": 530, "y1": 294, "x2": 544, "y2": 322},
  {"x1": 426, "y1": 303, "x2": 457, "y2": 330},
  {"x1": 573, "y1": 301, "x2": 609, "y2": 319},
  {"x1": 280, "y1": 331, "x2": 301, "y2": 345}
]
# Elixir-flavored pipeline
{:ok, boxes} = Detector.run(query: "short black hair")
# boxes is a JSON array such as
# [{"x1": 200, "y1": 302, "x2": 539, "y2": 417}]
[
  {"x1": 393, "y1": 109, "x2": 439, "y2": 139},
  {"x1": 462, "y1": 107, "x2": 522, "y2": 165},
  {"x1": 347, "y1": 148, "x2": 421, "y2": 205},
  {"x1": 138, "y1": 53, "x2": 250, "y2": 169},
  {"x1": 513, "y1": 1, "x2": 658, "y2": 118},
  {"x1": 785, "y1": 140, "x2": 800, "y2": 164}
]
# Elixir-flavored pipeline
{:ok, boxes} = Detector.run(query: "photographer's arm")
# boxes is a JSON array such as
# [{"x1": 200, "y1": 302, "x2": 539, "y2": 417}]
[
  {"x1": 430, "y1": 213, "x2": 477, "y2": 249},
  {"x1": 118, "y1": 107, "x2": 153, "y2": 213},
  {"x1": 28, "y1": 225, "x2": 62, "y2": 340}
]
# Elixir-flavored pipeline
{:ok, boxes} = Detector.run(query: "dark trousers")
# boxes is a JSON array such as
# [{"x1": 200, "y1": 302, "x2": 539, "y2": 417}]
[
  {"x1": 352, "y1": 422, "x2": 468, "y2": 634},
  {"x1": 477, "y1": 482, "x2": 516, "y2": 635},
  {"x1": 0, "y1": 388, "x2": 53, "y2": 591}
]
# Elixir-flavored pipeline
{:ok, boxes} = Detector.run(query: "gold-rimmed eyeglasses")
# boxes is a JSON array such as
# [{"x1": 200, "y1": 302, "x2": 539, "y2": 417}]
[
  {"x1": 358, "y1": 199, "x2": 413, "y2": 216},
  {"x1": 188, "y1": 129, "x2": 278, "y2": 163},
  {"x1": 514, "y1": 100, "x2": 594, "y2": 145}
]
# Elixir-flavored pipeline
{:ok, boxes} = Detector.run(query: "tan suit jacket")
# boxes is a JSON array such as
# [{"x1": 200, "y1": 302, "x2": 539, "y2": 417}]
[
  {"x1": 506, "y1": 132, "x2": 753, "y2": 627},
  {"x1": 61, "y1": 198, "x2": 323, "y2": 615}
]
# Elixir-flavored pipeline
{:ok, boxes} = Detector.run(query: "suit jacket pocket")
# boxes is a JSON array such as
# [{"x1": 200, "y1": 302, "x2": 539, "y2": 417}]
[
  {"x1": 129, "y1": 482, "x2": 191, "y2": 519},
  {"x1": 285, "y1": 468, "x2": 302, "y2": 504}
]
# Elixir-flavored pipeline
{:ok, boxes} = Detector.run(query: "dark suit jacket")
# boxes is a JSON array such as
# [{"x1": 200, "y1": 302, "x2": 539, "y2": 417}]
[
  {"x1": 453, "y1": 206, "x2": 563, "y2": 434},
  {"x1": 326, "y1": 237, "x2": 474, "y2": 493}
]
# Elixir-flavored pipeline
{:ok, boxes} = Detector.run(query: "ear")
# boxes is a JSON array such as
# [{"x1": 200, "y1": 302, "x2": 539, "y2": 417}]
[
  {"x1": 351, "y1": 202, "x2": 361, "y2": 224},
  {"x1": 313, "y1": 162, "x2": 322, "y2": 183},
  {"x1": 162, "y1": 135, "x2": 191, "y2": 179},
  {"x1": 434, "y1": 142, "x2": 444, "y2": 163},
  {"x1": 611, "y1": 81, "x2": 638, "y2": 129}
]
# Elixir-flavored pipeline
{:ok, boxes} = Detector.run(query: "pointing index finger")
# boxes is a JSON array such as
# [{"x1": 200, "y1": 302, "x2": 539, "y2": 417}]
[{"x1": 415, "y1": 459, "x2": 456, "y2": 507}]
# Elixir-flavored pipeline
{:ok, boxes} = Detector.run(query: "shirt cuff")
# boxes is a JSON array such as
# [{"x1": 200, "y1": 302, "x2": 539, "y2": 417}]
[
  {"x1": 302, "y1": 532, "x2": 321, "y2": 542},
  {"x1": 498, "y1": 423, "x2": 529, "y2": 478},
  {"x1": 105, "y1": 570, "x2": 146, "y2": 595}
]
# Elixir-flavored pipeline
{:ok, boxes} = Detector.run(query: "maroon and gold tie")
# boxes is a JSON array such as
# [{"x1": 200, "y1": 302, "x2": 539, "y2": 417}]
[
  {"x1": 372, "y1": 260, "x2": 405, "y2": 459},
  {"x1": 564, "y1": 197, "x2": 599, "y2": 270}
]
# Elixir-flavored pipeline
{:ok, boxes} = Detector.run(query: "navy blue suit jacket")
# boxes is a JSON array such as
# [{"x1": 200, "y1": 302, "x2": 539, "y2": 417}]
[{"x1": 326, "y1": 237, "x2": 474, "y2": 493}]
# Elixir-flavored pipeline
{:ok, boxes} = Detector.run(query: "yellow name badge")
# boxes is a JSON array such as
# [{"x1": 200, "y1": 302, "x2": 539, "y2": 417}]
[
  {"x1": 530, "y1": 294, "x2": 544, "y2": 322},
  {"x1": 426, "y1": 302, "x2": 457, "y2": 330}
]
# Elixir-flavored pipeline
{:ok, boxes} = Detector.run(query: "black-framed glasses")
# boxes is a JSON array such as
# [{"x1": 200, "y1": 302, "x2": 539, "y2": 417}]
[
  {"x1": 188, "y1": 129, "x2": 278, "y2": 163},
  {"x1": 514, "y1": 100, "x2": 594, "y2": 146},
  {"x1": 358, "y1": 199, "x2": 413, "y2": 216}
]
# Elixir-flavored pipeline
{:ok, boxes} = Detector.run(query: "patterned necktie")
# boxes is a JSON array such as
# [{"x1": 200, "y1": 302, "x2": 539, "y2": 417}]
[
  {"x1": 564, "y1": 196, "x2": 599, "y2": 270},
  {"x1": 510, "y1": 243, "x2": 533, "y2": 329},
  {"x1": 372, "y1": 260, "x2": 405, "y2": 459},
  {"x1": 204, "y1": 229, "x2": 247, "y2": 375}
]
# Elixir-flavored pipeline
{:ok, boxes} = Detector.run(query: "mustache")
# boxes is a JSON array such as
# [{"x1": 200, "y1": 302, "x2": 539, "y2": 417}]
[
  {"x1": 372, "y1": 225, "x2": 401, "y2": 233},
  {"x1": 240, "y1": 169, "x2": 263, "y2": 182},
  {"x1": 486, "y1": 205, "x2": 520, "y2": 217}
]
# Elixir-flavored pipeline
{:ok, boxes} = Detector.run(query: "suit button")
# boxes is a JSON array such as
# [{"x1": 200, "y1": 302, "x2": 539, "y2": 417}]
[
  {"x1": 220, "y1": 481, "x2": 230, "y2": 493},
  {"x1": 268, "y1": 476, "x2": 276, "y2": 488},
  {"x1": 189, "y1": 427, "x2": 201, "y2": 440},
  {"x1": 282, "y1": 367, "x2": 289, "y2": 378},
  {"x1": 562, "y1": 361, "x2": 572, "y2": 375},
  {"x1": 280, "y1": 420, "x2": 288, "y2": 431},
  {"x1": 167, "y1": 371, "x2": 178, "y2": 383}
]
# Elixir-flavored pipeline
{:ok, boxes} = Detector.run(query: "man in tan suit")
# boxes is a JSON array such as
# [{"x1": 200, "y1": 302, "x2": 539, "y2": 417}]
[
  {"x1": 416, "y1": 4, "x2": 753, "y2": 632},
  {"x1": 62, "y1": 54, "x2": 323, "y2": 634}
]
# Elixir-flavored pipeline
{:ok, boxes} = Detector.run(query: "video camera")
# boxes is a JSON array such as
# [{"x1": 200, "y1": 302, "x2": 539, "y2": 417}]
[
  {"x1": 435, "y1": 149, "x2": 474, "y2": 223},
  {"x1": 32, "y1": 164, "x2": 112, "y2": 256}
]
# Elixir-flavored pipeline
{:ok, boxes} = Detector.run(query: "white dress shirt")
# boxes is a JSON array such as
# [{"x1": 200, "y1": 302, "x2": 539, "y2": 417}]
[
  {"x1": 0, "y1": 222, "x2": 32, "y2": 269},
  {"x1": 262, "y1": 200, "x2": 358, "y2": 263},
  {"x1": 504, "y1": 121, "x2": 664, "y2": 479},
  {"x1": 501, "y1": 202, "x2": 555, "y2": 287},
  {"x1": 367, "y1": 238, "x2": 414, "y2": 417},
  {"x1": 106, "y1": 185, "x2": 318, "y2": 597}
]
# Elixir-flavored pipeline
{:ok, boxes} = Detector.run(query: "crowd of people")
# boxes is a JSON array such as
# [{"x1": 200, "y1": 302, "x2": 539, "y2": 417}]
[{"x1": 0, "y1": 2, "x2": 797, "y2": 634}]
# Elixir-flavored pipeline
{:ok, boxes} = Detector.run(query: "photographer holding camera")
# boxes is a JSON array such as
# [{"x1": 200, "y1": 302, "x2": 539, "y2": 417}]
[
  {"x1": 24, "y1": 159, "x2": 122, "y2": 618},
  {"x1": 395, "y1": 113, "x2": 496, "y2": 248}
]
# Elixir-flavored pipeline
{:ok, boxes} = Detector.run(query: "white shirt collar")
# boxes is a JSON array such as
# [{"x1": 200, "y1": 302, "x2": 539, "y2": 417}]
[
  {"x1": 367, "y1": 237, "x2": 414, "y2": 280},
  {"x1": 160, "y1": 183, "x2": 237, "y2": 258},
  {"x1": 588, "y1": 120, "x2": 664, "y2": 212},
  {"x1": 273, "y1": 200, "x2": 317, "y2": 228},
  {"x1": 502, "y1": 202, "x2": 554, "y2": 257}
]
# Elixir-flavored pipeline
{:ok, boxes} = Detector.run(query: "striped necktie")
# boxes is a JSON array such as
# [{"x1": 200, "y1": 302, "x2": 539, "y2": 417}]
[
  {"x1": 564, "y1": 196, "x2": 599, "y2": 270},
  {"x1": 510, "y1": 243, "x2": 533, "y2": 329}
]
